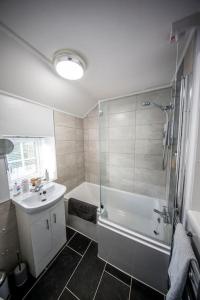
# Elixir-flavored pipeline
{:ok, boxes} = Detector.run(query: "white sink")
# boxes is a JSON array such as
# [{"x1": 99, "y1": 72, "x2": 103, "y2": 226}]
[{"x1": 12, "y1": 182, "x2": 66, "y2": 214}]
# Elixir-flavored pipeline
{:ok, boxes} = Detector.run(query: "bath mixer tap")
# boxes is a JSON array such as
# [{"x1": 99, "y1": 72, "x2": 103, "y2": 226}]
[{"x1": 153, "y1": 206, "x2": 170, "y2": 224}]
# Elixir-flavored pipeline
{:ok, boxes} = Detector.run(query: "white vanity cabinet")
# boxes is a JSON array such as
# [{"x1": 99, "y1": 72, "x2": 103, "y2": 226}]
[{"x1": 15, "y1": 198, "x2": 66, "y2": 277}]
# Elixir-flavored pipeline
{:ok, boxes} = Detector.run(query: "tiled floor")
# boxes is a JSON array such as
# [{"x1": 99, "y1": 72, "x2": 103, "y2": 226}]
[{"x1": 10, "y1": 227, "x2": 165, "y2": 300}]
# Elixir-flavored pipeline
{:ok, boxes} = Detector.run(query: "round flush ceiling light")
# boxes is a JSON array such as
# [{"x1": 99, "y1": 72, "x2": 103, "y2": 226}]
[{"x1": 53, "y1": 50, "x2": 86, "y2": 80}]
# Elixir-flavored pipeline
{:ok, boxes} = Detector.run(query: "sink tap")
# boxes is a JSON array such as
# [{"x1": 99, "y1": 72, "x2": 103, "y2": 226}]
[
  {"x1": 32, "y1": 184, "x2": 43, "y2": 193},
  {"x1": 153, "y1": 206, "x2": 170, "y2": 224}
]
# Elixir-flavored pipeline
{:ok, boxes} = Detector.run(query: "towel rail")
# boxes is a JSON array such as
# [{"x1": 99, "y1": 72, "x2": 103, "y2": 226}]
[
  {"x1": 171, "y1": 217, "x2": 200, "y2": 299},
  {"x1": 182, "y1": 234, "x2": 200, "y2": 300}
]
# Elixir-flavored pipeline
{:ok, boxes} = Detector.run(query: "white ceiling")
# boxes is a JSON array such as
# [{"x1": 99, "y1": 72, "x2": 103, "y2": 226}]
[{"x1": 0, "y1": 0, "x2": 199, "y2": 116}]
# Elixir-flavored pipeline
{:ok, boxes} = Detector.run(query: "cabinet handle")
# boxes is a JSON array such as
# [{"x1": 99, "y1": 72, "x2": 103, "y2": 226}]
[
  {"x1": 46, "y1": 219, "x2": 49, "y2": 230},
  {"x1": 53, "y1": 213, "x2": 56, "y2": 223}
]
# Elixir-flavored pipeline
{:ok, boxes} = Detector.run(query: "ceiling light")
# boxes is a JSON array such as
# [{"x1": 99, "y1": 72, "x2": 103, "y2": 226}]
[{"x1": 53, "y1": 50, "x2": 86, "y2": 80}]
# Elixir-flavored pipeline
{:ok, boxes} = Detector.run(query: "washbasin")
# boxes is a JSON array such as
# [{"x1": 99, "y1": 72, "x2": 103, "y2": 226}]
[{"x1": 12, "y1": 182, "x2": 66, "y2": 214}]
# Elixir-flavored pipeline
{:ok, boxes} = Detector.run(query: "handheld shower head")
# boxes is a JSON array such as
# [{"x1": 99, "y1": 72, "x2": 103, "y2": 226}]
[
  {"x1": 142, "y1": 101, "x2": 173, "y2": 112},
  {"x1": 142, "y1": 101, "x2": 151, "y2": 107}
]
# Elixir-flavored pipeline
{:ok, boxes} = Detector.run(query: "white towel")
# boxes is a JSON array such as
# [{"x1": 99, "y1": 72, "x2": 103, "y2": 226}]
[{"x1": 166, "y1": 223, "x2": 196, "y2": 300}]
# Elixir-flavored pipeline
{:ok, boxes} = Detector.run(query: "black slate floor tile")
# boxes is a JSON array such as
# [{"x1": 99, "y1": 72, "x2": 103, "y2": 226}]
[
  {"x1": 67, "y1": 241, "x2": 105, "y2": 300},
  {"x1": 105, "y1": 263, "x2": 131, "y2": 286},
  {"x1": 95, "y1": 272, "x2": 130, "y2": 300},
  {"x1": 59, "y1": 288, "x2": 77, "y2": 300},
  {"x1": 9, "y1": 273, "x2": 36, "y2": 300},
  {"x1": 68, "y1": 232, "x2": 91, "y2": 255},
  {"x1": 25, "y1": 246, "x2": 81, "y2": 300},
  {"x1": 130, "y1": 279, "x2": 164, "y2": 300},
  {"x1": 66, "y1": 226, "x2": 76, "y2": 241}
]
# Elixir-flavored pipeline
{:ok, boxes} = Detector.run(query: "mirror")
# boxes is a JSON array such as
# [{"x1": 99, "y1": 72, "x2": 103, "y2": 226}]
[{"x1": 0, "y1": 139, "x2": 14, "y2": 156}]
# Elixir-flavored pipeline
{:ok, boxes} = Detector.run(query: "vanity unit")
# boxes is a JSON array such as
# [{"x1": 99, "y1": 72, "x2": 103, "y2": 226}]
[{"x1": 13, "y1": 182, "x2": 66, "y2": 277}]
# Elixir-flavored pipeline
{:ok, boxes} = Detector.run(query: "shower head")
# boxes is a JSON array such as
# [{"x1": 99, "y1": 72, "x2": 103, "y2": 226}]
[
  {"x1": 142, "y1": 101, "x2": 164, "y2": 111},
  {"x1": 142, "y1": 101, "x2": 173, "y2": 112},
  {"x1": 142, "y1": 101, "x2": 151, "y2": 107}
]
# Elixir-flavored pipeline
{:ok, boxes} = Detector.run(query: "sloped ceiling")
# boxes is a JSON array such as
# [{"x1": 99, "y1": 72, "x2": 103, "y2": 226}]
[{"x1": 0, "y1": 0, "x2": 199, "y2": 116}]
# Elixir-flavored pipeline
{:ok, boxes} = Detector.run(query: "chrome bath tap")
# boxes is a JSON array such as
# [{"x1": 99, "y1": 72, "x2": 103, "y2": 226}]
[{"x1": 153, "y1": 206, "x2": 170, "y2": 224}]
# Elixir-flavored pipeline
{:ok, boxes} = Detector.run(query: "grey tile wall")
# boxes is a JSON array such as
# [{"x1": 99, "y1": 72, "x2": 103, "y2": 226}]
[
  {"x1": 84, "y1": 107, "x2": 100, "y2": 184},
  {"x1": 84, "y1": 88, "x2": 171, "y2": 199},
  {"x1": 54, "y1": 111, "x2": 85, "y2": 192},
  {"x1": 0, "y1": 200, "x2": 20, "y2": 272}
]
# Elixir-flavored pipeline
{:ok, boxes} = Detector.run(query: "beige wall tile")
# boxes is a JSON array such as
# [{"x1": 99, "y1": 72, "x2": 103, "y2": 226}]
[
  {"x1": 0, "y1": 200, "x2": 19, "y2": 272},
  {"x1": 88, "y1": 128, "x2": 99, "y2": 140},
  {"x1": 76, "y1": 129, "x2": 84, "y2": 141},
  {"x1": 109, "y1": 126, "x2": 135, "y2": 140},
  {"x1": 54, "y1": 111, "x2": 76, "y2": 128},
  {"x1": 109, "y1": 153, "x2": 134, "y2": 168},
  {"x1": 54, "y1": 112, "x2": 84, "y2": 192},
  {"x1": 109, "y1": 140, "x2": 134, "y2": 154},
  {"x1": 87, "y1": 117, "x2": 98, "y2": 129},
  {"x1": 109, "y1": 112, "x2": 135, "y2": 127},
  {"x1": 108, "y1": 96, "x2": 137, "y2": 114},
  {"x1": 109, "y1": 166, "x2": 134, "y2": 181},
  {"x1": 75, "y1": 117, "x2": 83, "y2": 129},
  {"x1": 136, "y1": 108, "x2": 165, "y2": 125},
  {"x1": 135, "y1": 154, "x2": 163, "y2": 171},
  {"x1": 135, "y1": 168, "x2": 166, "y2": 186},
  {"x1": 135, "y1": 140, "x2": 163, "y2": 155},
  {"x1": 56, "y1": 141, "x2": 76, "y2": 154},
  {"x1": 55, "y1": 126, "x2": 75, "y2": 141},
  {"x1": 136, "y1": 124, "x2": 163, "y2": 140},
  {"x1": 133, "y1": 181, "x2": 166, "y2": 199},
  {"x1": 76, "y1": 141, "x2": 84, "y2": 153}
]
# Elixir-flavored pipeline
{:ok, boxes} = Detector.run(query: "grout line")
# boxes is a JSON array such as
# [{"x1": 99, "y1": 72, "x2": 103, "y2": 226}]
[
  {"x1": 104, "y1": 270, "x2": 130, "y2": 287},
  {"x1": 98, "y1": 254, "x2": 166, "y2": 297},
  {"x1": 66, "y1": 240, "x2": 92, "y2": 285},
  {"x1": 58, "y1": 240, "x2": 92, "y2": 299},
  {"x1": 66, "y1": 231, "x2": 77, "y2": 245},
  {"x1": 66, "y1": 287, "x2": 81, "y2": 300},
  {"x1": 92, "y1": 263, "x2": 107, "y2": 300},
  {"x1": 97, "y1": 255, "x2": 133, "y2": 282},
  {"x1": 128, "y1": 277, "x2": 132, "y2": 300},
  {"x1": 58, "y1": 287, "x2": 80, "y2": 300},
  {"x1": 22, "y1": 240, "x2": 68, "y2": 299},
  {"x1": 66, "y1": 245, "x2": 83, "y2": 257},
  {"x1": 67, "y1": 225, "x2": 96, "y2": 243}
]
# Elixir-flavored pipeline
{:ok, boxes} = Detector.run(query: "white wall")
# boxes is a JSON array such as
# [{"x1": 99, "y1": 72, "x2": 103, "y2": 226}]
[
  {"x1": 0, "y1": 93, "x2": 55, "y2": 137},
  {"x1": 0, "y1": 28, "x2": 94, "y2": 117}
]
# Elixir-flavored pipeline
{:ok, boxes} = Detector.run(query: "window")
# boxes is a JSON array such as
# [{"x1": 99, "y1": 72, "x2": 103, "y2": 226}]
[{"x1": 6, "y1": 137, "x2": 57, "y2": 184}]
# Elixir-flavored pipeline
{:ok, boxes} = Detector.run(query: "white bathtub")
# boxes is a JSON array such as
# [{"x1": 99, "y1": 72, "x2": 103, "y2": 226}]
[
  {"x1": 65, "y1": 181, "x2": 171, "y2": 244},
  {"x1": 65, "y1": 181, "x2": 171, "y2": 294}
]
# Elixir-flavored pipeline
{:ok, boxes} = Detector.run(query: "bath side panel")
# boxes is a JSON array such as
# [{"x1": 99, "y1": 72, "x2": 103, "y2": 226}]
[{"x1": 98, "y1": 223, "x2": 169, "y2": 294}]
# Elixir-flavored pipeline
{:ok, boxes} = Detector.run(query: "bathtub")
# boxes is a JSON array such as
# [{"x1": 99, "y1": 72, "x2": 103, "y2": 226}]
[
  {"x1": 65, "y1": 182, "x2": 100, "y2": 241},
  {"x1": 65, "y1": 181, "x2": 171, "y2": 294}
]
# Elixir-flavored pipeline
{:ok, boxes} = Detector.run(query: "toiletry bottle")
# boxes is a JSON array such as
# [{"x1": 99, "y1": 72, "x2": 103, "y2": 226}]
[
  {"x1": 21, "y1": 179, "x2": 29, "y2": 193},
  {"x1": 45, "y1": 169, "x2": 49, "y2": 182},
  {"x1": 13, "y1": 182, "x2": 20, "y2": 196}
]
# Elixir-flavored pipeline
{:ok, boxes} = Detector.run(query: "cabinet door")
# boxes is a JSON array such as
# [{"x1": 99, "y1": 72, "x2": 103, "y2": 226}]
[
  {"x1": 50, "y1": 200, "x2": 66, "y2": 254},
  {"x1": 31, "y1": 211, "x2": 52, "y2": 265}
]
